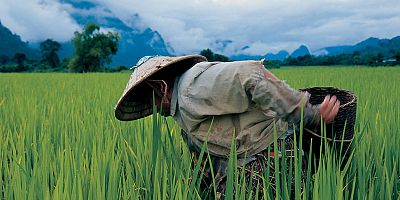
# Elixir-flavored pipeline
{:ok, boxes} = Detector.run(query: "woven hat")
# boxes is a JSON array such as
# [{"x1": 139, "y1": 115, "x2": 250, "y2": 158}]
[{"x1": 115, "y1": 55, "x2": 207, "y2": 121}]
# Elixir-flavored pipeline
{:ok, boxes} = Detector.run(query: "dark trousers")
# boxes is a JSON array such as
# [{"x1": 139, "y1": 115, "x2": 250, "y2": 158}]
[{"x1": 180, "y1": 130, "x2": 307, "y2": 199}]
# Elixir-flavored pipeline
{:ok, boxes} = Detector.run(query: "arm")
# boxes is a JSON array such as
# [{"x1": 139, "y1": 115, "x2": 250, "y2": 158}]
[
  {"x1": 251, "y1": 68, "x2": 340, "y2": 126},
  {"x1": 250, "y1": 76, "x2": 320, "y2": 127}
]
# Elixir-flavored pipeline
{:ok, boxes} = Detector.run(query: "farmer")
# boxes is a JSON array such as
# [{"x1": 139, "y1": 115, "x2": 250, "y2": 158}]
[{"x1": 114, "y1": 55, "x2": 340, "y2": 197}]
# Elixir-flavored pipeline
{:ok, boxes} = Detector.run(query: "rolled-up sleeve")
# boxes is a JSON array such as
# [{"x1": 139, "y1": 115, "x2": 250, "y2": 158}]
[{"x1": 248, "y1": 68, "x2": 320, "y2": 127}]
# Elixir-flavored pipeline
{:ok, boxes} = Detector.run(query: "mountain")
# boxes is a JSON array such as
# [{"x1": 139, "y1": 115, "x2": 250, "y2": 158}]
[
  {"x1": 2, "y1": 1, "x2": 400, "y2": 66},
  {"x1": 59, "y1": 0, "x2": 171, "y2": 66},
  {"x1": 229, "y1": 54, "x2": 264, "y2": 61},
  {"x1": 230, "y1": 50, "x2": 289, "y2": 61},
  {"x1": 230, "y1": 46, "x2": 309, "y2": 61},
  {"x1": 318, "y1": 36, "x2": 400, "y2": 58},
  {"x1": 313, "y1": 45, "x2": 353, "y2": 55},
  {"x1": 0, "y1": 21, "x2": 40, "y2": 59},
  {"x1": 290, "y1": 45, "x2": 310, "y2": 58},
  {"x1": 265, "y1": 50, "x2": 289, "y2": 60}
]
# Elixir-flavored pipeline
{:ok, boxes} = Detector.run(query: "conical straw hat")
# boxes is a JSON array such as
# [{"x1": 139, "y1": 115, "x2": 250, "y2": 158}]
[{"x1": 115, "y1": 55, "x2": 207, "y2": 121}]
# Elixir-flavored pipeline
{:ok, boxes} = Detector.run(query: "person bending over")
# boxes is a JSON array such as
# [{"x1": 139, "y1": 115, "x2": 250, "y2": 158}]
[{"x1": 115, "y1": 55, "x2": 340, "y2": 198}]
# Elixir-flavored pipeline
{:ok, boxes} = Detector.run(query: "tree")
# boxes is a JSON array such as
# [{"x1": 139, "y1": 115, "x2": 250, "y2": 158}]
[
  {"x1": 200, "y1": 48, "x2": 214, "y2": 61},
  {"x1": 377, "y1": 53, "x2": 384, "y2": 63},
  {"x1": 352, "y1": 51, "x2": 362, "y2": 65},
  {"x1": 200, "y1": 48, "x2": 229, "y2": 62},
  {"x1": 213, "y1": 53, "x2": 229, "y2": 62},
  {"x1": 363, "y1": 54, "x2": 379, "y2": 66},
  {"x1": 395, "y1": 51, "x2": 400, "y2": 63},
  {"x1": 284, "y1": 56, "x2": 299, "y2": 66},
  {"x1": 0, "y1": 54, "x2": 9, "y2": 65},
  {"x1": 263, "y1": 59, "x2": 282, "y2": 68},
  {"x1": 68, "y1": 23, "x2": 120, "y2": 72},
  {"x1": 40, "y1": 39, "x2": 61, "y2": 68},
  {"x1": 12, "y1": 53, "x2": 27, "y2": 71},
  {"x1": 297, "y1": 54, "x2": 313, "y2": 66}
]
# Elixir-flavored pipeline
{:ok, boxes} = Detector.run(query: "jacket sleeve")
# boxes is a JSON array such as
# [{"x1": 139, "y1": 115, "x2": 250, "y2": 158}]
[{"x1": 247, "y1": 67, "x2": 320, "y2": 128}]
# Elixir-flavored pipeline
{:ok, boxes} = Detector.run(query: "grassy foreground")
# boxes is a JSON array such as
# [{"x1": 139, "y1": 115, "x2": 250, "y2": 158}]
[{"x1": 1, "y1": 66, "x2": 399, "y2": 199}]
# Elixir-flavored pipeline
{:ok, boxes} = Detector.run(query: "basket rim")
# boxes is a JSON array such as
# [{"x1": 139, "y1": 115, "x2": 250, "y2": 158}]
[{"x1": 300, "y1": 86, "x2": 356, "y2": 108}]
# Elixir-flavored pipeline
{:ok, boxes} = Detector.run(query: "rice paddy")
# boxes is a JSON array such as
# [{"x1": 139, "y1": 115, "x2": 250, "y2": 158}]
[{"x1": 1, "y1": 66, "x2": 399, "y2": 199}]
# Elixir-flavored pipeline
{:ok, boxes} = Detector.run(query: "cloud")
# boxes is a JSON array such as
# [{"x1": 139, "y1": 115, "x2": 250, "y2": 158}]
[
  {"x1": 1, "y1": 0, "x2": 399, "y2": 55},
  {"x1": 139, "y1": 16, "x2": 212, "y2": 54},
  {"x1": 90, "y1": 0, "x2": 400, "y2": 55},
  {"x1": 0, "y1": 0, "x2": 80, "y2": 42}
]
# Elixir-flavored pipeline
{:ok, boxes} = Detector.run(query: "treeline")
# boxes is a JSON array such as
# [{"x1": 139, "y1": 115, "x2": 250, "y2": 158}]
[
  {"x1": 199, "y1": 48, "x2": 229, "y2": 62},
  {"x1": 200, "y1": 49, "x2": 400, "y2": 68},
  {"x1": 2, "y1": 23, "x2": 399, "y2": 73},
  {"x1": 0, "y1": 23, "x2": 128, "y2": 73},
  {"x1": 281, "y1": 51, "x2": 400, "y2": 67}
]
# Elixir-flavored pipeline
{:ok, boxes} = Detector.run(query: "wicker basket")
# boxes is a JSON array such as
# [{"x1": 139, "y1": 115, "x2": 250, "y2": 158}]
[
  {"x1": 299, "y1": 87, "x2": 357, "y2": 160},
  {"x1": 300, "y1": 87, "x2": 357, "y2": 140}
]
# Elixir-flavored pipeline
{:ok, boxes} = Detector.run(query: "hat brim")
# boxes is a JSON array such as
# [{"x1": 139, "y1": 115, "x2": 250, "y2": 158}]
[{"x1": 115, "y1": 55, "x2": 207, "y2": 121}]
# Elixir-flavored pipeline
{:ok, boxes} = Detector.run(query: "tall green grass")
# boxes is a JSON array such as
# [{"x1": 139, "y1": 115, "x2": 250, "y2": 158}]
[{"x1": 1, "y1": 66, "x2": 399, "y2": 199}]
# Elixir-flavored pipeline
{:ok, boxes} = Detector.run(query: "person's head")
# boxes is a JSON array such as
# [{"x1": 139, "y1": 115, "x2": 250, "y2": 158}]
[
  {"x1": 145, "y1": 78, "x2": 174, "y2": 116},
  {"x1": 114, "y1": 55, "x2": 207, "y2": 121}
]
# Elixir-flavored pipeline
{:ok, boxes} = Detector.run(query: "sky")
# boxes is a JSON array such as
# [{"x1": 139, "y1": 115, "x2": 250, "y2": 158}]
[{"x1": 0, "y1": 0, "x2": 399, "y2": 55}]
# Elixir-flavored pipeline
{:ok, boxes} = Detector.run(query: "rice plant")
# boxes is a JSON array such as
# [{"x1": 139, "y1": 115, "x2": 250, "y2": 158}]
[{"x1": 1, "y1": 66, "x2": 399, "y2": 199}]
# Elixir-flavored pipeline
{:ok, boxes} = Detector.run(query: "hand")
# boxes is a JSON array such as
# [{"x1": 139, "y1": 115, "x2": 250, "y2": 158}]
[{"x1": 319, "y1": 95, "x2": 340, "y2": 124}]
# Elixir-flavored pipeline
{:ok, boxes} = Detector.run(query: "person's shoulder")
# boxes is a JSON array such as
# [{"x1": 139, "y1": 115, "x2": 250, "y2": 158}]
[
  {"x1": 192, "y1": 61, "x2": 220, "y2": 69},
  {"x1": 215, "y1": 60, "x2": 263, "y2": 69},
  {"x1": 188, "y1": 60, "x2": 264, "y2": 76},
  {"x1": 221, "y1": 60, "x2": 265, "y2": 76},
  {"x1": 192, "y1": 60, "x2": 262, "y2": 67}
]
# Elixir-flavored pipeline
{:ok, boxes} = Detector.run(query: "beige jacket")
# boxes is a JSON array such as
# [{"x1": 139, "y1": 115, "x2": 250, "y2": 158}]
[{"x1": 171, "y1": 60, "x2": 320, "y2": 158}]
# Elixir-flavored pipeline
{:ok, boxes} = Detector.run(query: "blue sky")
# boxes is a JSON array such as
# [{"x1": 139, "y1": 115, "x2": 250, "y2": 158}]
[{"x1": 0, "y1": 0, "x2": 399, "y2": 55}]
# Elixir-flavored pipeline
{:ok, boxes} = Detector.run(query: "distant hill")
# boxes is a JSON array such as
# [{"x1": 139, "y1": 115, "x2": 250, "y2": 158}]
[
  {"x1": 230, "y1": 36, "x2": 400, "y2": 61},
  {"x1": 230, "y1": 54, "x2": 264, "y2": 61},
  {"x1": 230, "y1": 50, "x2": 289, "y2": 61},
  {"x1": 2, "y1": 2, "x2": 400, "y2": 67},
  {"x1": 0, "y1": 21, "x2": 40, "y2": 59},
  {"x1": 290, "y1": 45, "x2": 310, "y2": 58},
  {"x1": 265, "y1": 50, "x2": 289, "y2": 60},
  {"x1": 318, "y1": 36, "x2": 400, "y2": 59}
]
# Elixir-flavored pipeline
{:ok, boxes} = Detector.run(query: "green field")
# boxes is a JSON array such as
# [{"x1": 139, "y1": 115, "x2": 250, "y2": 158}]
[{"x1": 1, "y1": 66, "x2": 399, "y2": 199}]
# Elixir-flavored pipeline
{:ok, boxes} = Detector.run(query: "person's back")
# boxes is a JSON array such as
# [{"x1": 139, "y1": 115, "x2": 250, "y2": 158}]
[{"x1": 173, "y1": 60, "x2": 301, "y2": 158}]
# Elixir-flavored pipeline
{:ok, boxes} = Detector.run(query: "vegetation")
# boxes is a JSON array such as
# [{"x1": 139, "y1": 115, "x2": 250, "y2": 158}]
[
  {"x1": 275, "y1": 51, "x2": 400, "y2": 67},
  {"x1": 0, "y1": 23, "x2": 126, "y2": 73},
  {"x1": 68, "y1": 23, "x2": 120, "y2": 73},
  {"x1": 1, "y1": 66, "x2": 399, "y2": 199},
  {"x1": 40, "y1": 39, "x2": 61, "y2": 68},
  {"x1": 0, "y1": 54, "x2": 10, "y2": 65},
  {"x1": 2, "y1": 20, "x2": 400, "y2": 72},
  {"x1": 200, "y1": 48, "x2": 230, "y2": 62},
  {"x1": 2, "y1": 20, "x2": 399, "y2": 72},
  {"x1": 200, "y1": 48, "x2": 400, "y2": 68},
  {"x1": 11, "y1": 53, "x2": 27, "y2": 71},
  {"x1": 0, "y1": 21, "x2": 39, "y2": 58}
]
